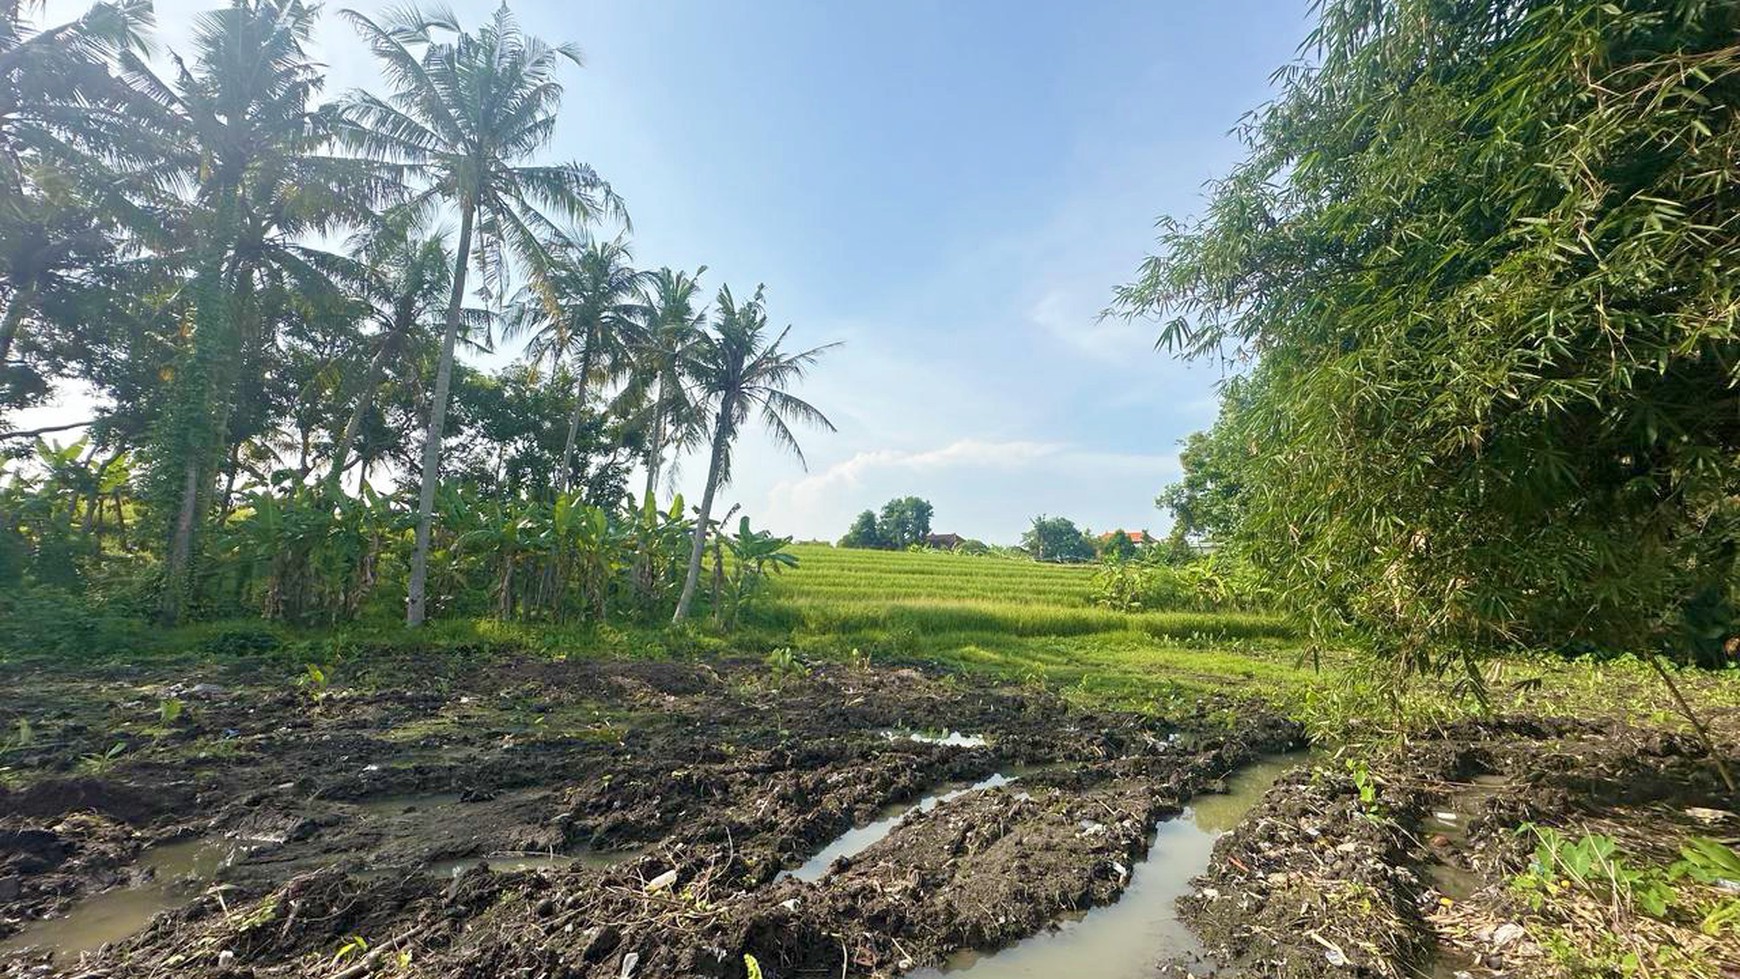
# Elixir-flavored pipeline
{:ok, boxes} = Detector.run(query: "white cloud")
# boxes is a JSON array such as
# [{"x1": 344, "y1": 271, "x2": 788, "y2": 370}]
[{"x1": 1028, "y1": 287, "x2": 1156, "y2": 364}]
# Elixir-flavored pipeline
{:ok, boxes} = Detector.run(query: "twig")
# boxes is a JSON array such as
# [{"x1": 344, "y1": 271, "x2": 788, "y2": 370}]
[
  {"x1": 1647, "y1": 654, "x2": 1736, "y2": 794},
  {"x1": 0, "y1": 419, "x2": 94, "y2": 440}
]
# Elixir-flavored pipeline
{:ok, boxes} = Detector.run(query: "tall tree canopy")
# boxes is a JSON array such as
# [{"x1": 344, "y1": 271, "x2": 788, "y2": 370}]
[{"x1": 1119, "y1": 0, "x2": 1740, "y2": 665}]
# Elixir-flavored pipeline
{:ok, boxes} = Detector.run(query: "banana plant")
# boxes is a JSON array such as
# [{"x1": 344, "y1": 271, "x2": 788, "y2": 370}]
[{"x1": 715, "y1": 515, "x2": 796, "y2": 627}]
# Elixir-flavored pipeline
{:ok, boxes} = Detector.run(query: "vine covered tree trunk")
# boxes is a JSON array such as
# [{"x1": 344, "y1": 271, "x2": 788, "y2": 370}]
[
  {"x1": 158, "y1": 259, "x2": 247, "y2": 625},
  {"x1": 406, "y1": 203, "x2": 475, "y2": 627}
]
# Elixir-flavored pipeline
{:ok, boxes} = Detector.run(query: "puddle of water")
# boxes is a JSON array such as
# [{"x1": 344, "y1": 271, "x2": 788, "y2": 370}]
[
  {"x1": 790, "y1": 772, "x2": 1023, "y2": 882},
  {"x1": 0, "y1": 838, "x2": 234, "y2": 960},
  {"x1": 907, "y1": 754, "x2": 1311, "y2": 979},
  {"x1": 882, "y1": 729, "x2": 989, "y2": 748},
  {"x1": 421, "y1": 848, "x2": 635, "y2": 878}
]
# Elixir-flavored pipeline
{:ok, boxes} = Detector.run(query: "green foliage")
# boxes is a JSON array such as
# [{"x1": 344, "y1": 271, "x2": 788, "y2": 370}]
[
  {"x1": 1513, "y1": 825, "x2": 1676, "y2": 920},
  {"x1": 877, "y1": 496, "x2": 933, "y2": 549},
  {"x1": 78, "y1": 741, "x2": 125, "y2": 775},
  {"x1": 1021, "y1": 514, "x2": 1094, "y2": 563},
  {"x1": 838, "y1": 509, "x2": 883, "y2": 549},
  {"x1": 1099, "y1": 530, "x2": 1138, "y2": 562},
  {"x1": 838, "y1": 497, "x2": 934, "y2": 549},
  {"x1": 1156, "y1": 409, "x2": 1247, "y2": 549},
  {"x1": 1116, "y1": 0, "x2": 1740, "y2": 667},
  {"x1": 1090, "y1": 554, "x2": 1268, "y2": 613}
]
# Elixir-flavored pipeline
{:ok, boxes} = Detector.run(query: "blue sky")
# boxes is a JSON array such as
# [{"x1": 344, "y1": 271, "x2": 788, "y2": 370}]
[{"x1": 30, "y1": 0, "x2": 1311, "y2": 543}]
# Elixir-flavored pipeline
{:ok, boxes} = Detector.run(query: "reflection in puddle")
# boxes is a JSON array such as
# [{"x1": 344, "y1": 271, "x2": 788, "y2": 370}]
[
  {"x1": 789, "y1": 773, "x2": 1023, "y2": 882},
  {"x1": 882, "y1": 729, "x2": 989, "y2": 748},
  {"x1": 0, "y1": 838, "x2": 236, "y2": 961},
  {"x1": 907, "y1": 754, "x2": 1311, "y2": 979}
]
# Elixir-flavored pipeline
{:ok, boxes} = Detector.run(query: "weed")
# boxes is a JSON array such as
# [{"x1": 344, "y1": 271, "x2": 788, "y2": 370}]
[
  {"x1": 296, "y1": 663, "x2": 331, "y2": 699},
  {"x1": 331, "y1": 935, "x2": 369, "y2": 967},
  {"x1": 1512, "y1": 825, "x2": 1676, "y2": 919},
  {"x1": 79, "y1": 741, "x2": 126, "y2": 775}
]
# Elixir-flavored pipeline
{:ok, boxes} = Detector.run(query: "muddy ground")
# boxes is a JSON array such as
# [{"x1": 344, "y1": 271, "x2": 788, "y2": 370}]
[
  {"x1": 1, "y1": 648, "x2": 1301, "y2": 978},
  {"x1": 3, "y1": 647, "x2": 1735, "y2": 979},
  {"x1": 1181, "y1": 718, "x2": 1740, "y2": 979}
]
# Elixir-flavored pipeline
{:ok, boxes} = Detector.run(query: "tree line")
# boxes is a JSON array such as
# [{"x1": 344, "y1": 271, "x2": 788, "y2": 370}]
[
  {"x1": 0, "y1": 0, "x2": 835, "y2": 632},
  {"x1": 1127, "y1": 0, "x2": 1739, "y2": 671}
]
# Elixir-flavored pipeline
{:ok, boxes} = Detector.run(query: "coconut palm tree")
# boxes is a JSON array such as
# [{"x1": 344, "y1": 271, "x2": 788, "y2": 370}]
[
  {"x1": 0, "y1": 0, "x2": 153, "y2": 192},
  {"x1": 336, "y1": 3, "x2": 626, "y2": 625},
  {"x1": 120, "y1": 0, "x2": 382, "y2": 623},
  {"x1": 671, "y1": 286, "x2": 837, "y2": 623},
  {"x1": 505, "y1": 232, "x2": 649, "y2": 494},
  {"x1": 0, "y1": 0, "x2": 154, "y2": 379},
  {"x1": 623, "y1": 265, "x2": 708, "y2": 502},
  {"x1": 326, "y1": 221, "x2": 493, "y2": 491}
]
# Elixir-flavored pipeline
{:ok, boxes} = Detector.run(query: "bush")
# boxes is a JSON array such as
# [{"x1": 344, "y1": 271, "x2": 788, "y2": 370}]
[
  {"x1": 1090, "y1": 555, "x2": 1268, "y2": 613},
  {"x1": 0, "y1": 584, "x2": 154, "y2": 659}
]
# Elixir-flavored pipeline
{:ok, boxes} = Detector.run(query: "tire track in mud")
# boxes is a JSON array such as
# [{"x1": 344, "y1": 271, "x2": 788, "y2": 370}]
[{"x1": 1, "y1": 657, "x2": 1301, "y2": 978}]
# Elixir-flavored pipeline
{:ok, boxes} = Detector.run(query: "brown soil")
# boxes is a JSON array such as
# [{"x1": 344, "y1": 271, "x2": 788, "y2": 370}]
[
  {"x1": 0, "y1": 653, "x2": 1301, "y2": 978},
  {"x1": 1180, "y1": 718, "x2": 1740, "y2": 979}
]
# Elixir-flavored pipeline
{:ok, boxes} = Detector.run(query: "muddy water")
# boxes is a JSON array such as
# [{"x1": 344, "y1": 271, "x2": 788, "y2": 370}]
[
  {"x1": 908, "y1": 754, "x2": 1311, "y2": 979},
  {"x1": 789, "y1": 772, "x2": 1025, "y2": 882},
  {"x1": 0, "y1": 837, "x2": 238, "y2": 959},
  {"x1": 421, "y1": 848, "x2": 637, "y2": 878},
  {"x1": 882, "y1": 729, "x2": 991, "y2": 748}
]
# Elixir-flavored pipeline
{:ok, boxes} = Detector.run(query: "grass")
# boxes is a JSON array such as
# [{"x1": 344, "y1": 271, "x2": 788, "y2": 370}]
[
  {"x1": 757, "y1": 545, "x2": 1740, "y2": 740},
  {"x1": 756, "y1": 544, "x2": 1315, "y2": 710}
]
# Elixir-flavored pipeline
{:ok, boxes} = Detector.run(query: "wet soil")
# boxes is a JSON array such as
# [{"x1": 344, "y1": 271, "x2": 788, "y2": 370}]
[
  {"x1": 1179, "y1": 718, "x2": 1740, "y2": 978},
  {"x1": 0, "y1": 652, "x2": 1301, "y2": 978}
]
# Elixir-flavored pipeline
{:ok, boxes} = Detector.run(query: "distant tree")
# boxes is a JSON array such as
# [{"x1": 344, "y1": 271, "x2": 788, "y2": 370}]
[
  {"x1": 839, "y1": 509, "x2": 882, "y2": 549},
  {"x1": 1155, "y1": 385, "x2": 1250, "y2": 546},
  {"x1": 1100, "y1": 529, "x2": 1137, "y2": 562},
  {"x1": 1022, "y1": 515, "x2": 1093, "y2": 563},
  {"x1": 877, "y1": 496, "x2": 933, "y2": 549}
]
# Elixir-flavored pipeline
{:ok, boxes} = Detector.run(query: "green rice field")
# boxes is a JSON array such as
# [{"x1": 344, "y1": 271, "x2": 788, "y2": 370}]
[{"x1": 758, "y1": 544, "x2": 1310, "y2": 709}]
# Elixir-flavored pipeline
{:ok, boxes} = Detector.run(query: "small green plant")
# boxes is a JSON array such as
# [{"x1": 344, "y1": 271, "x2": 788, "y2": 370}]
[
  {"x1": 763, "y1": 647, "x2": 809, "y2": 685},
  {"x1": 295, "y1": 663, "x2": 331, "y2": 699},
  {"x1": 79, "y1": 741, "x2": 126, "y2": 775},
  {"x1": 4, "y1": 718, "x2": 33, "y2": 755},
  {"x1": 1511, "y1": 825, "x2": 1676, "y2": 919},
  {"x1": 157, "y1": 698, "x2": 184, "y2": 726},
  {"x1": 331, "y1": 935, "x2": 369, "y2": 967},
  {"x1": 743, "y1": 953, "x2": 764, "y2": 979},
  {"x1": 1344, "y1": 758, "x2": 1385, "y2": 819}
]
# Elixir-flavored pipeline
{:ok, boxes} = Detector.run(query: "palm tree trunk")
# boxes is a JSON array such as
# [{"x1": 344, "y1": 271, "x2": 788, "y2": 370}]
[
  {"x1": 326, "y1": 339, "x2": 392, "y2": 492},
  {"x1": 642, "y1": 388, "x2": 665, "y2": 502},
  {"x1": 406, "y1": 203, "x2": 475, "y2": 627},
  {"x1": 0, "y1": 284, "x2": 36, "y2": 367},
  {"x1": 159, "y1": 260, "x2": 248, "y2": 625},
  {"x1": 672, "y1": 407, "x2": 729, "y2": 623},
  {"x1": 558, "y1": 336, "x2": 596, "y2": 496}
]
